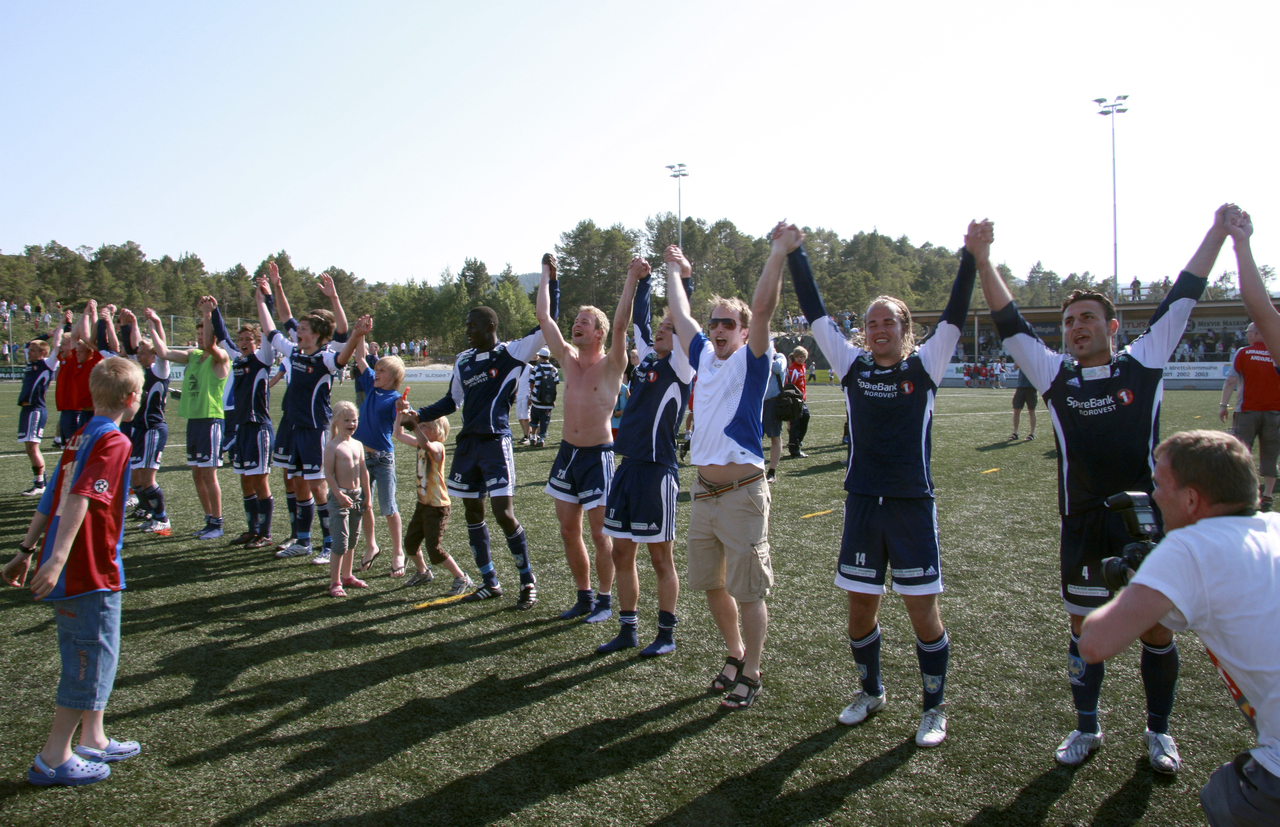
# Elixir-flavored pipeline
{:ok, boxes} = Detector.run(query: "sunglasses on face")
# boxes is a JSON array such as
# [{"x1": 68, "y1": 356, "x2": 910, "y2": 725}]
[{"x1": 708, "y1": 317, "x2": 739, "y2": 330}]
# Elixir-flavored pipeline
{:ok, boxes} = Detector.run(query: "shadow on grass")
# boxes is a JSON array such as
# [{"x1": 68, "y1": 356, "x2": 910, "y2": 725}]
[
  {"x1": 0, "y1": 777, "x2": 34, "y2": 805},
  {"x1": 115, "y1": 602, "x2": 574, "y2": 724},
  {"x1": 975, "y1": 441, "x2": 1017, "y2": 452},
  {"x1": 788, "y1": 460, "x2": 846, "y2": 478},
  {"x1": 650, "y1": 730, "x2": 910, "y2": 826},
  {"x1": 1090, "y1": 758, "x2": 1171, "y2": 826},
  {"x1": 964, "y1": 765, "x2": 1076, "y2": 826},
  {"x1": 216, "y1": 657, "x2": 686, "y2": 826}
]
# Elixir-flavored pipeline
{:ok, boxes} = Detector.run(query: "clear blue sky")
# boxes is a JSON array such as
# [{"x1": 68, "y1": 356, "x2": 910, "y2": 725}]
[{"x1": 3, "y1": 1, "x2": 1277, "y2": 291}]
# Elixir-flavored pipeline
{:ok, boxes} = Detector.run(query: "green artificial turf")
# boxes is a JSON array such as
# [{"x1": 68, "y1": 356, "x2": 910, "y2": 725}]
[{"x1": 0, "y1": 382, "x2": 1251, "y2": 826}]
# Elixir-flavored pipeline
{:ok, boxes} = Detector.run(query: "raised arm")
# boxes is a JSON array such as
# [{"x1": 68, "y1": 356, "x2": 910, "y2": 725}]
[
  {"x1": 664, "y1": 246, "x2": 699, "y2": 346},
  {"x1": 334, "y1": 314, "x2": 370, "y2": 368},
  {"x1": 319, "y1": 272, "x2": 348, "y2": 338},
  {"x1": 119, "y1": 309, "x2": 140, "y2": 356},
  {"x1": 75, "y1": 300, "x2": 96, "y2": 348},
  {"x1": 610, "y1": 256, "x2": 647, "y2": 371},
  {"x1": 267, "y1": 261, "x2": 293, "y2": 325},
  {"x1": 1229, "y1": 211, "x2": 1280, "y2": 357},
  {"x1": 750, "y1": 221, "x2": 796, "y2": 358},
  {"x1": 145, "y1": 308, "x2": 187, "y2": 364},
  {"x1": 199, "y1": 297, "x2": 231, "y2": 377},
  {"x1": 1185, "y1": 203, "x2": 1237, "y2": 279},
  {"x1": 209, "y1": 301, "x2": 239, "y2": 358},
  {"x1": 537, "y1": 254, "x2": 569, "y2": 362},
  {"x1": 968, "y1": 219, "x2": 1013, "y2": 314},
  {"x1": 99, "y1": 305, "x2": 120, "y2": 354}
]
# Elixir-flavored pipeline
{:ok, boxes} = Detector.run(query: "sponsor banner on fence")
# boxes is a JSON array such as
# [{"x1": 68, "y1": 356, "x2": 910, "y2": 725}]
[
  {"x1": 156, "y1": 365, "x2": 452, "y2": 384},
  {"x1": 942, "y1": 362, "x2": 1231, "y2": 382}
]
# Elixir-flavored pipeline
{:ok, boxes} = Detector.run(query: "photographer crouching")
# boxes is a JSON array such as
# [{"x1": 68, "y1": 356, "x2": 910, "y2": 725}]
[{"x1": 1080, "y1": 430, "x2": 1280, "y2": 826}]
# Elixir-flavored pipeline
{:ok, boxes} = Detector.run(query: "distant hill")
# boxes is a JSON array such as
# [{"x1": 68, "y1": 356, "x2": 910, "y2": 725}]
[{"x1": 516, "y1": 272, "x2": 538, "y2": 293}]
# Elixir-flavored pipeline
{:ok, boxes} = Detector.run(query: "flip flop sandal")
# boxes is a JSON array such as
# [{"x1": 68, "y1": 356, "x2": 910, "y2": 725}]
[
  {"x1": 359, "y1": 548, "x2": 380, "y2": 572},
  {"x1": 711, "y1": 655, "x2": 745, "y2": 693}
]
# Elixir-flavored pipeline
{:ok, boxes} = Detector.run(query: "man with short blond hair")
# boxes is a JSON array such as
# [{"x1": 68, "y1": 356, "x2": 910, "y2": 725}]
[{"x1": 536, "y1": 273, "x2": 636, "y2": 622}]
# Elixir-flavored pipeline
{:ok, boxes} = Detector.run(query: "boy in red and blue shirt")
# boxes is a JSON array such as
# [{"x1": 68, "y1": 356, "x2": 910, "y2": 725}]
[{"x1": 5, "y1": 356, "x2": 144, "y2": 787}]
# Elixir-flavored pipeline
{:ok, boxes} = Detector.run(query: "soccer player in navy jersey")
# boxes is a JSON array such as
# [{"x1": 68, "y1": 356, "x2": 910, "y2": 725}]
[
  {"x1": 409, "y1": 253, "x2": 560, "y2": 610},
  {"x1": 977, "y1": 205, "x2": 1235, "y2": 773},
  {"x1": 536, "y1": 255, "x2": 638, "y2": 623},
  {"x1": 257, "y1": 279, "x2": 365, "y2": 560},
  {"x1": 596, "y1": 253, "x2": 694, "y2": 655},
  {"x1": 221, "y1": 311, "x2": 277, "y2": 549},
  {"x1": 789, "y1": 220, "x2": 979, "y2": 747},
  {"x1": 128, "y1": 310, "x2": 172, "y2": 535},
  {"x1": 668, "y1": 225, "x2": 786, "y2": 710},
  {"x1": 18, "y1": 337, "x2": 59, "y2": 496}
]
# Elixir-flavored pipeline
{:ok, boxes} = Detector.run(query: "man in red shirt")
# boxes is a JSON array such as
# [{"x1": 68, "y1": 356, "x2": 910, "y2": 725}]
[
  {"x1": 785, "y1": 346, "x2": 810, "y2": 458},
  {"x1": 1220, "y1": 322, "x2": 1280, "y2": 509}
]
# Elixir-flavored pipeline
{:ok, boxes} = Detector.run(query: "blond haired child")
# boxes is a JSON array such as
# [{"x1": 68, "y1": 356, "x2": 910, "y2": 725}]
[
  {"x1": 322, "y1": 401, "x2": 371, "y2": 597},
  {"x1": 7, "y1": 357, "x2": 143, "y2": 786},
  {"x1": 394, "y1": 411, "x2": 473, "y2": 593}
]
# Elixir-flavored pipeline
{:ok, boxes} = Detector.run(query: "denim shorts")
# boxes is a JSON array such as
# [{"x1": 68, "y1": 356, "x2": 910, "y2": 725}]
[
  {"x1": 364, "y1": 450, "x2": 398, "y2": 516},
  {"x1": 54, "y1": 590, "x2": 122, "y2": 711}
]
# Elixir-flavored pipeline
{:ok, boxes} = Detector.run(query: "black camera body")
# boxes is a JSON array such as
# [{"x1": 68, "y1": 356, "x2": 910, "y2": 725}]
[{"x1": 1101, "y1": 491, "x2": 1160, "y2": 592}]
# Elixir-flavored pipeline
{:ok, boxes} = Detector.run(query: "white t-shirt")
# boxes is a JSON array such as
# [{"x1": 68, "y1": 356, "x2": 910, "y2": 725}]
[
  {"x1": 1131, "y1": 512, "x2": 1280, "y2": 776},
  {"x1": 688, "y1": 333, "x2": 772, "y2": 469}
]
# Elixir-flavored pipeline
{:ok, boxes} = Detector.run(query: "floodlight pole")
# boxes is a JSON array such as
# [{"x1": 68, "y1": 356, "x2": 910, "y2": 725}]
[
  {"x1": 1095, "y1": 96, "x2": 1129, "y2": 304},
  {"x1": 666, "y1": 163, "x2": 688, "y2": 248}
]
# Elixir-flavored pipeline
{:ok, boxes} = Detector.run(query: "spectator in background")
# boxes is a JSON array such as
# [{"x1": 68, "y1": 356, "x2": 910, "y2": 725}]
[
  {"x1": 786, "y1": 347, "x2": 811, "y2": 459},
  {"x1": 1220, "y1": 322, "x2": 1280, "y2": 511}
]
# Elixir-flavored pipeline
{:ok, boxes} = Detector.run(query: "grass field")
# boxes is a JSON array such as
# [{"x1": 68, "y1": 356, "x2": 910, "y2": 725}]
[{"x1": 0, "y1": 381, "x2": 1251, "y2": 826}]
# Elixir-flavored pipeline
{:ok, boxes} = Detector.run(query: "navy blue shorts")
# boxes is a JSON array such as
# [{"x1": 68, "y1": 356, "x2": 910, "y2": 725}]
[
  {"x1": 271, "y1": 418, "x2": 294, "y2": 470},
  {"x1": 545, "y1": 441, "x2": 615, "y2": 509},
  {"x1": 276, "y1": 424, "x2": 326, "y2": 480},
  {"x1": 18, "y1": 406, "x2": 47, "y2": 443},
  {"x1": 447, "y1": 434, "x2": 515, "y2": 499},
  {"x1": 56, "y1": 409, "x2": 83, "y2": 442},
  {"x1": 1059, "y1": 507, "x2": 1159, "y2": 615},
  {"x1": 221, "y1": 419, "x2": 237, "y2": 456},
  {"x1": 130, "y1": 423, "x2": 168, "y2": 470},
  {"x1": 231, "y1": 421, "x2": 274, "y2": 476},
  {"x1": 836, "y1": 494, "x2": 943, "y2": 596},
  {"x1": 603, "y1": 459, "x2": 678, "y2": 542},
  {"x1": 186, "y1": 418, "x2": 224, "y2": 468}
]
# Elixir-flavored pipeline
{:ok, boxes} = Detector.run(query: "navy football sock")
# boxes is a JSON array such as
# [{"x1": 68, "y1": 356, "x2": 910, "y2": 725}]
[
  {"x1": 640, "y1": 610, "x2": 678, "y2": 656},
  {"x1": 597, "y1": 611, "x2": 638, "y2": 653},
  {"x1": 286, "y1": 492, "x2": 297, "y2": 535},
  {"x1": 916, "y1": 631, "x2": 950, "y2": 711},
  {"x1": 243, "y1": 495, "x2": 258, "y2": 535},
  {"x1": 1070, "y1": 633, "x2": 1104, "y2": 734},
  {"x1": 295, "y1": 498, "x2": 314, "y2": 544},
  {"x1": 505, "y1": 526, "x2": 535, "y2": 585},
  {"x1": 469, "y1": 522, "x2": 496, "y2": 587},
  {"x1": 850, "y1": 626, "x2": 884, "y2": 697},
  {"x1": 1141, "y1": 640, "x2": 1179, "y2": 735},
  {"x1": 317, "y1": 503, "x2": 332, "y2": 546},
  {"x1": 257, "y1": 497, "x2": 274, "y2": 537}
]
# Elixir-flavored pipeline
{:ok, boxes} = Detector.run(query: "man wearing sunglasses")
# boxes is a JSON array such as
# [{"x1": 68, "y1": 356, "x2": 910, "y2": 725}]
[{"x1": 664, "y1": 223, "x2": 792, "y2": 710}]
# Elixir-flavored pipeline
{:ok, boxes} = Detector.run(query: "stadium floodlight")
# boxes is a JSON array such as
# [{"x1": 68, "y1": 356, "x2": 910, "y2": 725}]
[
  {"x1": 666, "y1": 164, "x2": 689, "y2": 248},
  {"x1": 1095, "y1": 96, "x2": 1131, "y2": 304}
]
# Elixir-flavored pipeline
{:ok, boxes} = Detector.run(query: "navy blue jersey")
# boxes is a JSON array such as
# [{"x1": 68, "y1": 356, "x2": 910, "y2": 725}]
[
  {"x1": 614, "y1": 276, "x2": 693, "y2": 467},
  {"x1": 230, "y1": 337, "x2": 276, "y2": 426},
  {"x1": 19, "y1": 355, "x2": 58, "y2": 408},
  {"x1": 417, "y1": 280, "x2": 558, "y2": 436},
  {"x1": 994, "y1": 270, "x2": 1206, "y2": 515},
  {"x1": 790, "y1": 246, "x2": 974, "y2": 498},
  {"x1": 138, "y1": 360, "x2": 171, "y2": 429},
  {"x1": 268, "y1": 330, "x2": 340, "y2": 429}
]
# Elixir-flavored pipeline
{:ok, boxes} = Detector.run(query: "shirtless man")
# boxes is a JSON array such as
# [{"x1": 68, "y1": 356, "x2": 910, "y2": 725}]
[{"x1": 536, "y1": 256, "x2": 638, "y2": 622}]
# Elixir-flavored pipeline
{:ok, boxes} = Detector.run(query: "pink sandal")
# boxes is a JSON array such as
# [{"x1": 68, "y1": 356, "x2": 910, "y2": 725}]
[
  {"x1": 341, "y1": 576, "x2": 368, "y2": 589},
  {"x1": 329, "y1": 583, "x2": 347, "y2": 598}
]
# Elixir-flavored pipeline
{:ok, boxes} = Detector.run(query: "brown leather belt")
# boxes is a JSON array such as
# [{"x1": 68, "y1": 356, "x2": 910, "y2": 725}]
[{"x1": 694, "y1": 471, "x2": 764, "y2": 501}]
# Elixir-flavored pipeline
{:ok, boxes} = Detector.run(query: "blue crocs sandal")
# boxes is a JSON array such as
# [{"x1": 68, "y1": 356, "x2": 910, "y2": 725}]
[
  {"x1": 74, "y1": 738, "x2": 141, "y2": 763},
  {"x1": 28, "y1": 754, "x2": 111, "y2": 786}
]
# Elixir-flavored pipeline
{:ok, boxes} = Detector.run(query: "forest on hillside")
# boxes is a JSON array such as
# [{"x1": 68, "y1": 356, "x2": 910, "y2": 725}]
[{"x1": 2, "y1": 213, "x2": 1260, "y2": 357}]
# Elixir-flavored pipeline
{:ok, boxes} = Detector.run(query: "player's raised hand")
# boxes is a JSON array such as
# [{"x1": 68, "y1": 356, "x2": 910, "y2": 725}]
[
  {"x1": 355, "y1": 314, "x2": 373, "y2": 336},
  {"x1": 143, "y1": 307, "x2": 161, "y2": 326},
  {"x1": 965, "y1": 219, "x2": 995, "y2": 261},
  {"x1": 663, "y1": 245, "x2": 692, "y2": 277},
  {"x1": 1212, "y1": 203, "x2": 1241, "y2": 236},
  {"x1": 256, "y1": 276, "x2": 272, "y2": 296},
  {"x1": 542, "y1": 253, "x2": 558, "y2": 280},
  {"x1": 771, "y1": 221, "x2": 805, "y2": 253},
  {"x1": 119, "y1": 308, "x2": 137, "y2": 325},
  {"x1": 85, "y1": 299, "x2": 97, "y2": 316},
  {"x1": 628, "y1": 256, "x2": 651, "y2": 280},
  {"x1": 1227, "y1": 209, "x2": 1254, "y2": 242},
  {"x1": 268, "y1": 261, "x2": 281, "y2": 283},
  {"x1": 319, "y1": 272, "x2": 337, "y2": 297}
]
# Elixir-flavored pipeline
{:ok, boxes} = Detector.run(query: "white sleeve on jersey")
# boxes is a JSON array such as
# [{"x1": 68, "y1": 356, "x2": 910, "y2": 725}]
[
  {"x1": 153, "y1": 359, "x2": 170, "y2": 379},
  {"x1": 811, "y1": 316, "x2": 863, "y2": 379},
  {"x1": 255, "y1": 336, "x2": 276, "y2": 365},
  {"x1": 669, "y1": 333, "x2": 695, "y2": 384},
  {"x1": 917, "y1": 321, "x2": 963, "y2": 387},
  {"x1": 269, "y1": 329, "x2": 296, "y2": 358},
  {"x1": 507, "y1": 327, "x2": 546, "y2": 365}
]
